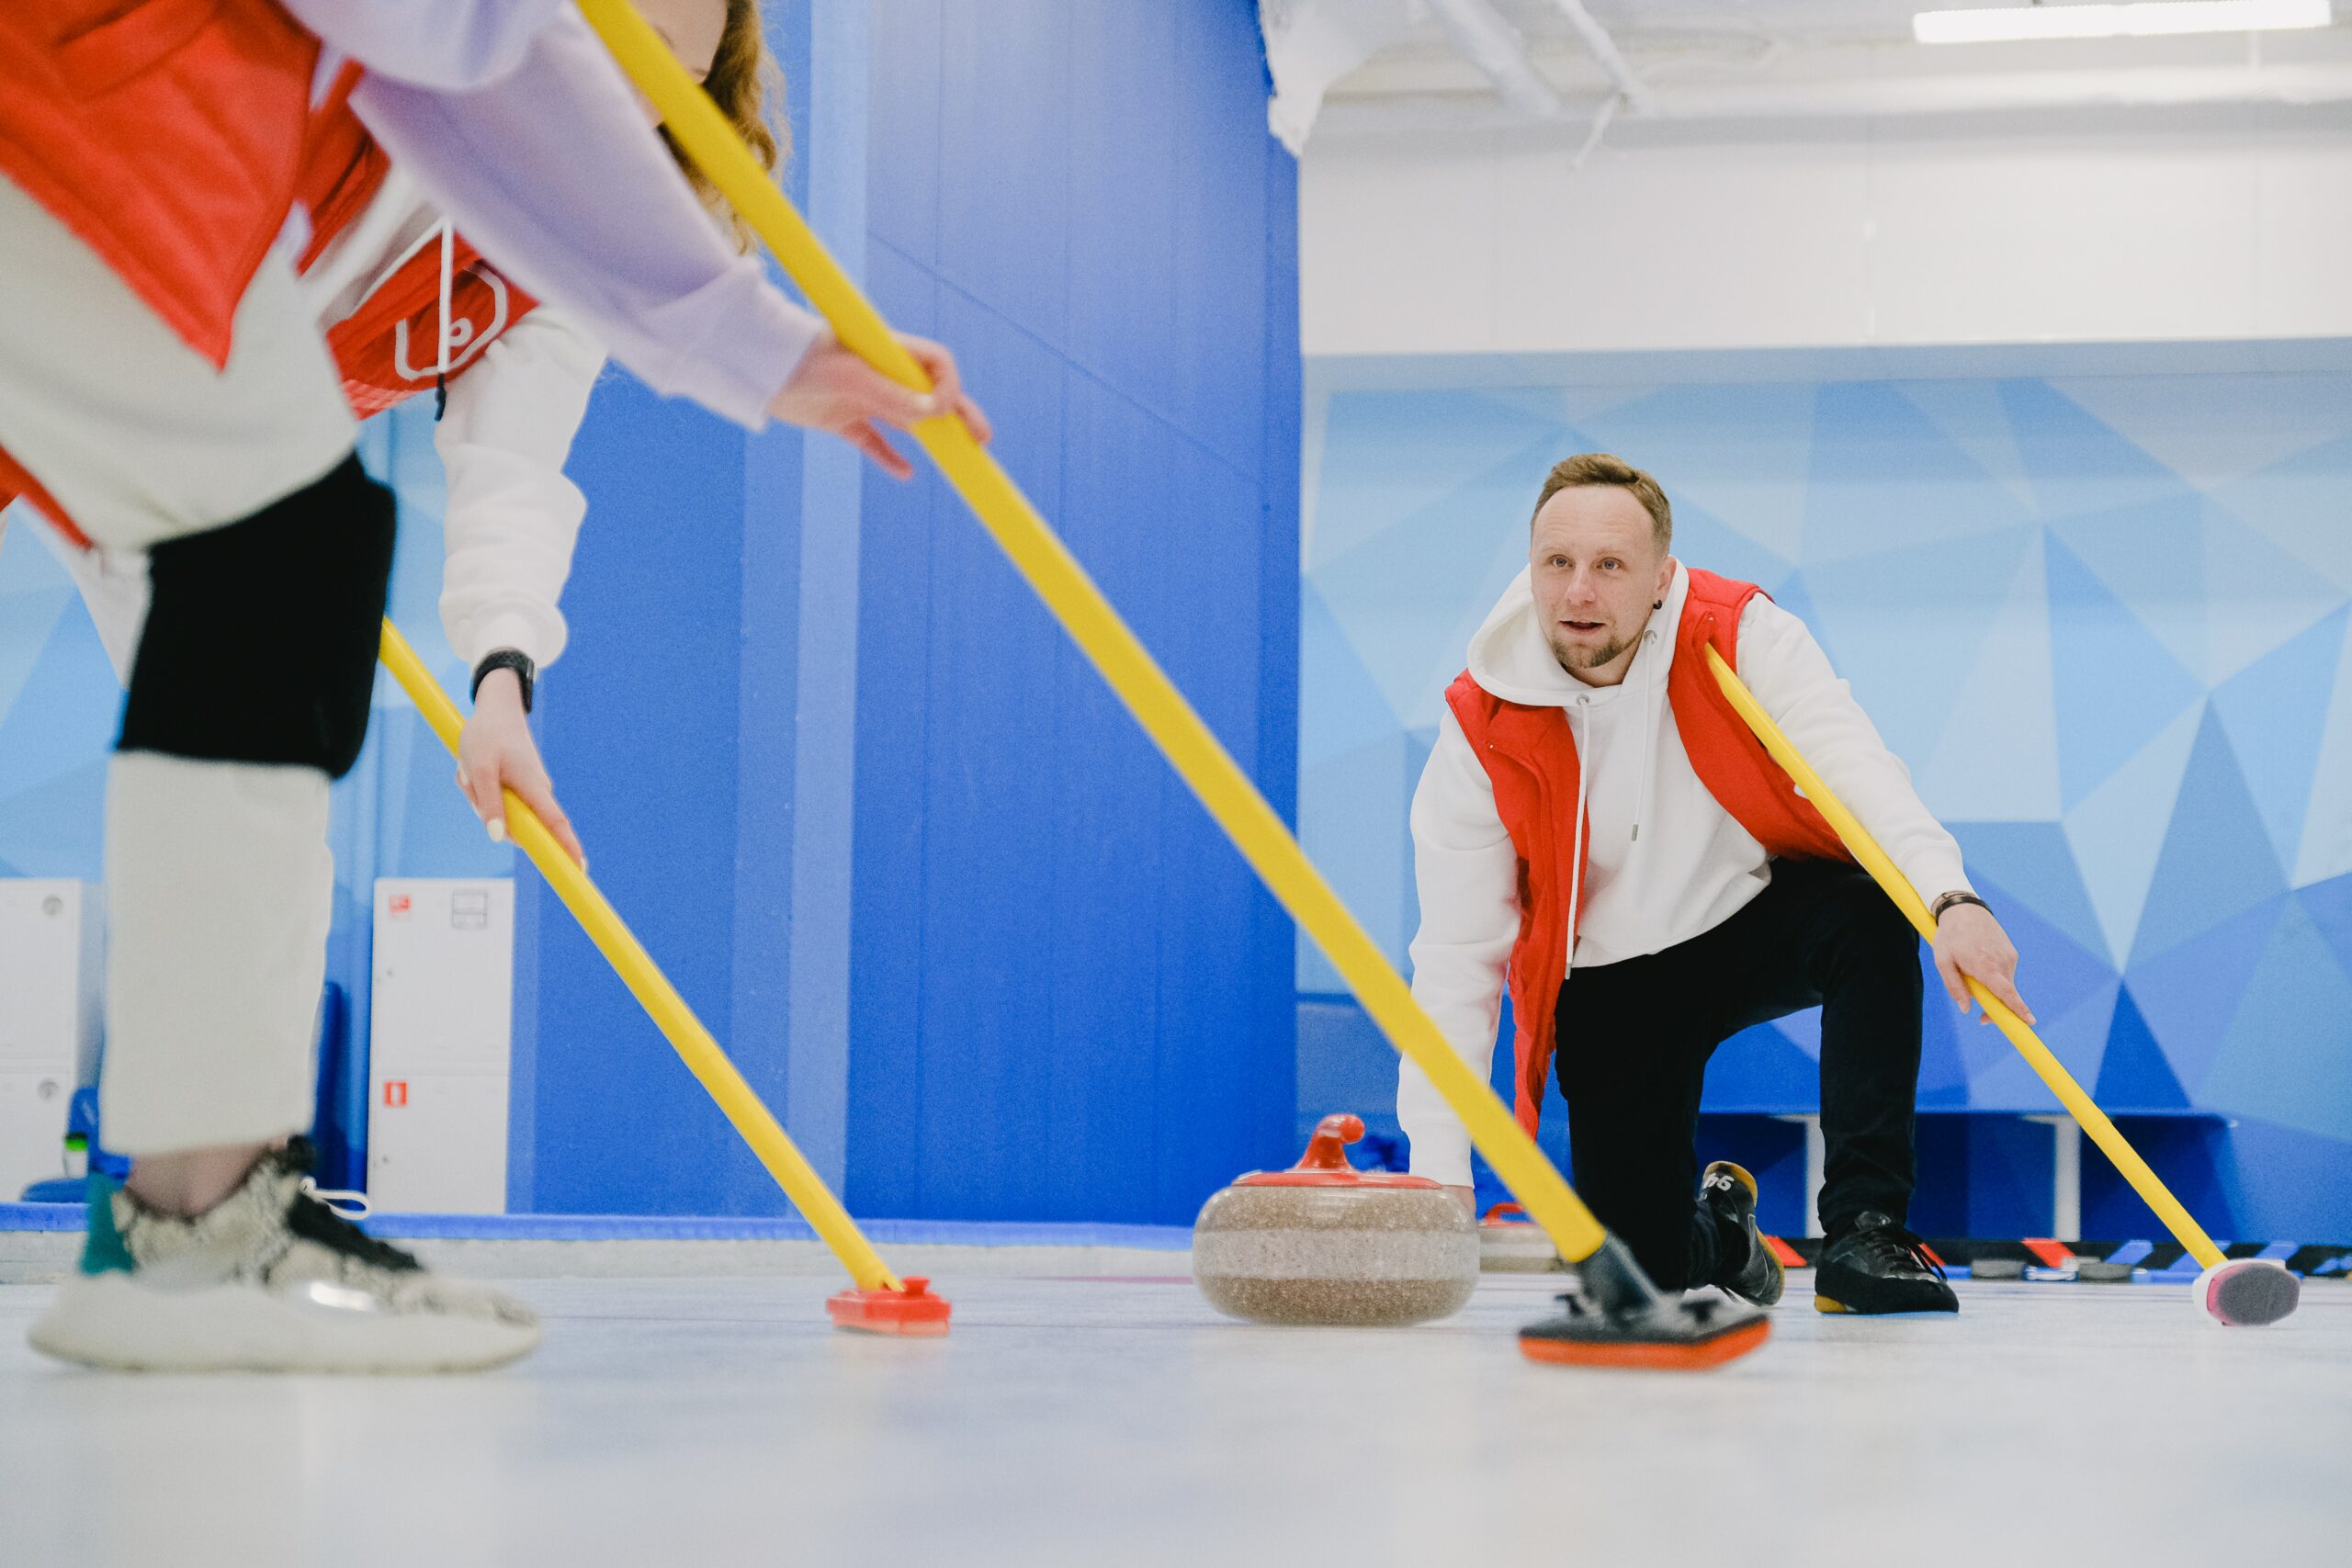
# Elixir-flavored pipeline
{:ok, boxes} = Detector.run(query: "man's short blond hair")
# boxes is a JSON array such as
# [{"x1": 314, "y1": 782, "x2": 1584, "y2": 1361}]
[{"x1": 1532, "y1": 453, "x2": 1672, "y2": 552}]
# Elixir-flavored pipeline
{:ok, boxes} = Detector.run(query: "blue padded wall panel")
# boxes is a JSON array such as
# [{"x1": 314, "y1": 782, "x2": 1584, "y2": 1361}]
[
  {"x1": 1170, "y1": 0, "x2": 1275, "y2": 481},
  {"x1": 934, "y1": 1, "x2": 1070, "y2": 347},
  {"x1": 1063, "y1": 6, "x2": 1182, "y2": 427},
  {"x1": 842, "y1": 240, "x2": 941, "y2": 1222},
  {"x1": 864, "y1": 0, "x2": 942, "y2": 269},
  {"x1": 847, "y1": 0, "x2": 1299, "y2": 1224},
  {"x1": 522, "y1": 375, "x2": 757, "y2": 1214}
]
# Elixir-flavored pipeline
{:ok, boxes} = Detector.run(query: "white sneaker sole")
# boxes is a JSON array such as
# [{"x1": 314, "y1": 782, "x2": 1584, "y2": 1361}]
[{"x1": 27, "y1": 1270, "x2": 542, "y2": 1374}]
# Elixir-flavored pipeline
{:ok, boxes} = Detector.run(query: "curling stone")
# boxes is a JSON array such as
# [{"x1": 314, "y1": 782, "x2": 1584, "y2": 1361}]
[
  {"x1": 1969, "y1": 1257, "x2": 2027, "y2": 1280},
  {"x1": 1479, "y1": 1202, "x2": 1566, "y2": 1272},
  {"x1": 1193, "y1": 1113, "x2": 1477, "y2": 1327}
]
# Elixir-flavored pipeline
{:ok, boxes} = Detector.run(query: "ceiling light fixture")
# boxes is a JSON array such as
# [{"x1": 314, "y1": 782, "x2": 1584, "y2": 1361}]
[{"x1": 1915, "y1": 0, "x2": 2334, "y2": 44}]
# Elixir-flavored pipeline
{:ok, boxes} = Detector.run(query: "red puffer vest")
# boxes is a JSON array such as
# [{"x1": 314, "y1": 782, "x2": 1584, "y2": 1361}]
[
  {"x1": 0, "y1": 0, "x2": 322, "y2": 369},
  {"x1": 1443, "y1": 568, "x2": 1853, "y2": 1138}
]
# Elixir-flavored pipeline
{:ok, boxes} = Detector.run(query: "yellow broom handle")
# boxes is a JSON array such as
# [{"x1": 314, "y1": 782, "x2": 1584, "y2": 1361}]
[
  {"x1": 575, "y1": 0, "x2": 1610, "y2": 1263},
  {"x1": 377, "y1": 621, "x2": 902, "y2": 1292},
  {"x1": 1702, "y1": 646, "x2": 2224, "y2": 1269}
]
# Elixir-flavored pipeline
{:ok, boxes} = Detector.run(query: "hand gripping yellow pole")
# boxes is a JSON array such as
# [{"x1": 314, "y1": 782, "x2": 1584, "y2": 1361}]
[
  {"x1": 574, "y1": 0, "x2": 1610, "y2": 1267},
  {"x1": 1702, "y1": 646, "x2": 2225, "y2": 1270},
  {"x1": 376, "y1": 621, "x2": 942, "y2": 1326}
]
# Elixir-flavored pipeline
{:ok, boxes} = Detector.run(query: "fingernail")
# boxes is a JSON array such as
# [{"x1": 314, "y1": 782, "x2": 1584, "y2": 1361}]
[
  {"x1": 487, "y1": 818, "x2": 507, "y2": 843},
  {"x1": 580, "y1": 853, "x2": 590, "y2": 874}
]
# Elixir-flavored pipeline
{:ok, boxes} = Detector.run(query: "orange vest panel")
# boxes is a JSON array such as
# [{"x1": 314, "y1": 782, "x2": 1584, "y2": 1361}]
[{"x1": 0, "y1": 0, "x2": 322, "y2": 367}]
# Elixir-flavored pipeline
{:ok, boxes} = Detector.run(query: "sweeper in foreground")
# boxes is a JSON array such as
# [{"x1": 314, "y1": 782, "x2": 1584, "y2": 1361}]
[{"x1": 0, "y1": 0, "x2": 978, "y2": 1374}]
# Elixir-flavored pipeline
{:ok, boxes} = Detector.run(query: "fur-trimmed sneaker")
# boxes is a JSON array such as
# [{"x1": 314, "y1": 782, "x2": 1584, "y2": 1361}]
[
  {"x1": 1814, "y1": 1211, "x2": 1959, "y2": 1315},
  {"x1": 1701, "y1": 1161, "x2": 1783, "y2": 1307},
  {"x1": 28, "y1": 1140, "x2": 539, "y2": 1373}
]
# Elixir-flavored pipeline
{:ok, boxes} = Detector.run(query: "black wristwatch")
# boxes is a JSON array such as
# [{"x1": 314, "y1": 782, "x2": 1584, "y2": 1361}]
[
  {"x1": 1930, "y1": 890, "x2": 1987, "y2": 924},
  {"x1": 471, "y1": 649, "x2": 536, "y2": 714}
]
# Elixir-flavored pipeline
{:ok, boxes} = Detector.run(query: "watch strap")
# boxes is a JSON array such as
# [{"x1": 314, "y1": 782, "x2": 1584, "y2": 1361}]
[
  {"x1": 1930, "y1": 890, "x2": 1987, "y2": 924},
  {"x1": 471, "y1": 649, "x2": 536, "y2": 714}
]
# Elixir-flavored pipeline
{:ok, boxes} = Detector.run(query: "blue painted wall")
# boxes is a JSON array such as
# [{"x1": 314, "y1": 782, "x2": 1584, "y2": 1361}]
[
  {"x1": 1298, "y1": 370, "x2": 2352, "y2": 1239},
  {"x1": 843, "y1": 0, "x2": 1301, "y2": 1223},
  {"x1": 471, "y1": 0, "x2": 1301, "y2": 1222}
]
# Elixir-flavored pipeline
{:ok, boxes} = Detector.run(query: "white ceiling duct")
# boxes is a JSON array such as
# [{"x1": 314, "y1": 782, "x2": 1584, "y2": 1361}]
[
  {"x1": 1259, "y1": 0, "x2": 1430, "y2": 152},
  {"x1": 1422, "y1": 0, "x2": 1563, "y2": 117}
]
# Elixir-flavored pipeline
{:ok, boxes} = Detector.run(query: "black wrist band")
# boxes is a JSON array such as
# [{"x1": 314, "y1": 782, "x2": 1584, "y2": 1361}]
[
  {"x1": 1930, "y1": 890, "x2": 1987, "y2": 924},
  {"x1": 471, "y1": 649, "x2": 536, "y2": 714}
]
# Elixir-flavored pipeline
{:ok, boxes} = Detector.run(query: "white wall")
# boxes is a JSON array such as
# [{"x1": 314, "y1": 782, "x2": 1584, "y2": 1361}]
[{"x1": 1302, "y1": 112, "x2": 2352, "y2": 358}]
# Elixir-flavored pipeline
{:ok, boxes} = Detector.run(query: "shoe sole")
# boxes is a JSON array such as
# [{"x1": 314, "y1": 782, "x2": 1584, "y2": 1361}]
[
  {"x1": 1703, "y1": 1161, "x2": 1783, "y2": 1308},
  {"x1": 1812, "y1": 1285, "x2": 1959, "y2": 1315},
  {"x1": 28, "y1": 1271, "x2": 541, "y2": 1374}
]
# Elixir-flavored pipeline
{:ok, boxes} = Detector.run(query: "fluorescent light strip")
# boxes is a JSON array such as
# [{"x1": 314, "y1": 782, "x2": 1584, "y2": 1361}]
[{"x1": 1915, "y1": 0, "x2": 2334, "y2": 44}]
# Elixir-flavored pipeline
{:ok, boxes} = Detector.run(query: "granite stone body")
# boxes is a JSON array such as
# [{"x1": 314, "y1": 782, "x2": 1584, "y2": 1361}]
[
  {"x1": 1192, "y1": 1113, "x2": 1478, "y2": 1327},
  {"x1": 1477, "y1": 1216, "x2": 1566, "y2": 1273}
]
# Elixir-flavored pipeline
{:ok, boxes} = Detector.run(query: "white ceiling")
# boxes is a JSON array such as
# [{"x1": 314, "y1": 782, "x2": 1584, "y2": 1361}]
[{"x1": 1293, "y1": 0, "x2": 2352, "y2": 138}]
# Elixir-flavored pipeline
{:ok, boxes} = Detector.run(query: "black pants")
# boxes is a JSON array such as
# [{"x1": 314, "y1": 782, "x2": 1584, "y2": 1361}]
[{"x1": 1553, "y1": 859, "x2": 1924, "y2": 1291}]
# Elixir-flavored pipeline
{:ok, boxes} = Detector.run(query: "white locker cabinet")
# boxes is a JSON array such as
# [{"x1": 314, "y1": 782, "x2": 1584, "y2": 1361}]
[
  {"x1": 0, "y1": 880, "x2": 103, "y2": 1200},
  {"x1": 368, "y1": 878, "x2": 514, "y2": 1214}
]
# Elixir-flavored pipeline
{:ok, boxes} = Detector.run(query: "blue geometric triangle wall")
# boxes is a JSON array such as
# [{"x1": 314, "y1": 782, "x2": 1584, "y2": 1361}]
[
  {"x1": 2132, "y1": 708, "x2": 2285, "y2": 966},
  {"x1": 2044, "y1": 531, "x2": 2206, "y2": 813},
  {"x1": 1299, "y1": 370, "x2": 2352, "y2": 1163},
  {"x1": 2096, "y1": 987, "x2": 2190, "y2": 1111}
]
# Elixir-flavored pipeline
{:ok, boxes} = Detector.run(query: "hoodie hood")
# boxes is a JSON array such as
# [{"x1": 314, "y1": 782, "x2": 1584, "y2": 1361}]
[{"x1": 1465, "y1": 558, "x2": 1690, "y2": 706}]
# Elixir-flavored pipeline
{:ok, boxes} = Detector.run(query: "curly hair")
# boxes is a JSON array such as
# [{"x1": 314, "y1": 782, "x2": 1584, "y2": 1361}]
[{"x1": 657, "y1": 0, "x2": 790, "y2": 254}]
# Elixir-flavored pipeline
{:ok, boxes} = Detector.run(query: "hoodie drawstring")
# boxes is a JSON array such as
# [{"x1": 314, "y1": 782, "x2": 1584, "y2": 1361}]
[
  {"x1": 1566, "y1": 694, "x2": 1589, "y2": 987},
  {"x1": 433, "y1": 219, "x2": 456, "y2": 420},
  {"x1": 1632, "y1": 626, "x2": 1659, "y2": 843}
]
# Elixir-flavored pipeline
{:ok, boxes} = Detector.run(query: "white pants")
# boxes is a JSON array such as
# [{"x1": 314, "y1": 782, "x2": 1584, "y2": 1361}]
[{"x1": 0, "y1": 173, "x2": 360, "y2": 1156}]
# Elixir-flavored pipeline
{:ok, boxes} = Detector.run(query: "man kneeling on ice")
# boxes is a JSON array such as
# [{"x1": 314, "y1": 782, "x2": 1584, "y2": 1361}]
[{"x1": 1399, "y1": 453, "x2": 2032, "y2": 1314}]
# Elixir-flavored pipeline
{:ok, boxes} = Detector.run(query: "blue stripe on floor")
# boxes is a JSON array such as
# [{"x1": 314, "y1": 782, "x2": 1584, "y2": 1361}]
[{"x1": 0, "y1": 1201, "x2": 1192, "y2": 1251}]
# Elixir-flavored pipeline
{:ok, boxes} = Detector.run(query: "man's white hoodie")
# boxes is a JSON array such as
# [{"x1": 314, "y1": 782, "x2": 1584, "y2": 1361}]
[{"x1": 1397, "y1": 559, "x2": 1972, "y2": 1189}]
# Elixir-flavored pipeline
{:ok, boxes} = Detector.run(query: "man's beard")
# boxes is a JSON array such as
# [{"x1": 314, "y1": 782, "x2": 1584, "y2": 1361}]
[{"x1": 1550, "y1": 629, "x2": 1630, "y2": 672}]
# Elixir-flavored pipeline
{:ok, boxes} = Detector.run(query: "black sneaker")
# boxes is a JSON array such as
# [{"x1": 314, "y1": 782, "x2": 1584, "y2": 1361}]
[
  {"x1": 1700, "y1": 1162, "x2": 1782, "y2": 1307},
  {"x1": 1815, "y1": 1211, "x2": 1959, "y2": 1314}
]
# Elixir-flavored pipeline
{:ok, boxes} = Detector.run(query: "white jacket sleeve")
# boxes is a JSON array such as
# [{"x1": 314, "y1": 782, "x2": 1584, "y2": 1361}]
[
  {"x1": 1736, "y1": 597, "x2": 1972, "y2": 903},
  {"x1": 434, "y1": 304, "x2": 605, "y2": 671},
  {"x1": 1396, "y1": 709, "x2": 1523, "y2": 1190},
  {"x1": 334, "y1": 6, "x2": 820, "y2": 429}
]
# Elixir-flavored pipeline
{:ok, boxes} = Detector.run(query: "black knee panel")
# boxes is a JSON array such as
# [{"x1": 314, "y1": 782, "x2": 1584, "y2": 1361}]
[{"x1": 119, "y1": 455, "x2": 396, "y2": 780}]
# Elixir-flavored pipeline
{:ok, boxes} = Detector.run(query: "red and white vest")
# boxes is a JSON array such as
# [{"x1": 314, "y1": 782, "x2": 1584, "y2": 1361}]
[
  {"x1": 0, "y1": 0, "x2": 323, "y2": 368},
  {"x1": 1444, "y1": 568, "x2": 1854, "y2": 1139},
  {"x1": 0, "y1": 14, "x2": 537, "y2": 545}
]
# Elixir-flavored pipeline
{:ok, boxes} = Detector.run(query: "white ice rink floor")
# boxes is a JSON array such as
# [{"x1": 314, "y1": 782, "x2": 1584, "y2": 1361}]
[{"x1": 3, "y1": 1258, "x2": 2346, "y2": 1567}]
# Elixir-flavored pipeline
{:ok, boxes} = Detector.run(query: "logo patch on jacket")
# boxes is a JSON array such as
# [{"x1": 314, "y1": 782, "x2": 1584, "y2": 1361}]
[{"x1": 326, "y1": 239, "x2": 538, "y2": 417}]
